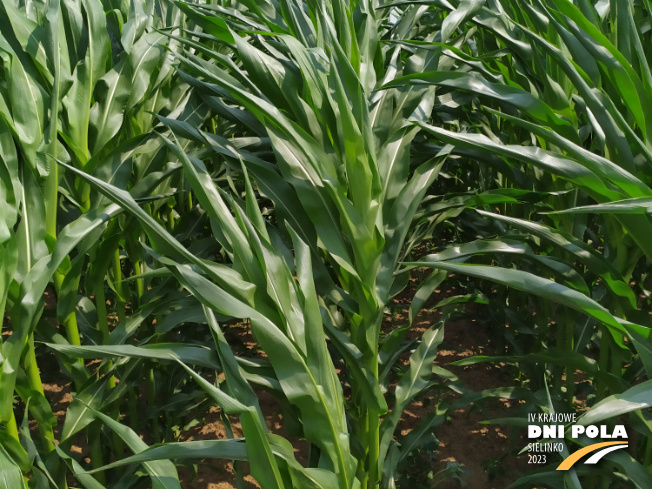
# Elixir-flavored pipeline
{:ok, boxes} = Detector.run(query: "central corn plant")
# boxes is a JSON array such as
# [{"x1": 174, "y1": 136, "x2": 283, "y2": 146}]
[{"x1": 48, "y1": 0, "x2": 495, "y2": 487}]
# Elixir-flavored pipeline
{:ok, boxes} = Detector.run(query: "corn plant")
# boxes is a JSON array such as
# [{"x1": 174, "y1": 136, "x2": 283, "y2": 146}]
[
  {"x1": 37, "y1": 0, "x2": 499, "y2": 488},
  {"x1": 0, "y1": 0, "x2": 199, "y2": 485},
  {"x1": 383, "y1": 0, "x2": 652, "y2": 486}
]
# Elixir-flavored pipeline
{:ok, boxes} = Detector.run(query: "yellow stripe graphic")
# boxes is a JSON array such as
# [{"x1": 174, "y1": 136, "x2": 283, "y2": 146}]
[{"x1": 556, "y1": 441, "x2": 628, "y2": 470}]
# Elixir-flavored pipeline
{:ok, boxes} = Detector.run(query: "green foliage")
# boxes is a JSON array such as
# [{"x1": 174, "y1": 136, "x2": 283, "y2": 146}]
[{"x1": 0, "y1": 0, "x2": 650, "y2": 488}]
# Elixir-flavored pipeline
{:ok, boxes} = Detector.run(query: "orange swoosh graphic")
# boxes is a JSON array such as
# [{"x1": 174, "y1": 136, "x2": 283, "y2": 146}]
[{"x1": 556, "y1": 441, "x2": 628, "y2": 470}]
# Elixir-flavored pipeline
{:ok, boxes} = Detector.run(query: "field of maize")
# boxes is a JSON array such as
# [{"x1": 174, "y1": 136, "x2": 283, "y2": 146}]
[{"x1": 1, "y1": 0, "x2": 651, "y2": 487}]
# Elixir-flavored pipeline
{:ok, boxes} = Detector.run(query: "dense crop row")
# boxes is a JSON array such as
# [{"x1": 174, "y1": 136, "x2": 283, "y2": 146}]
[{"x1": 0, "y1": 0, "x2": 650, "y2": 488}]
